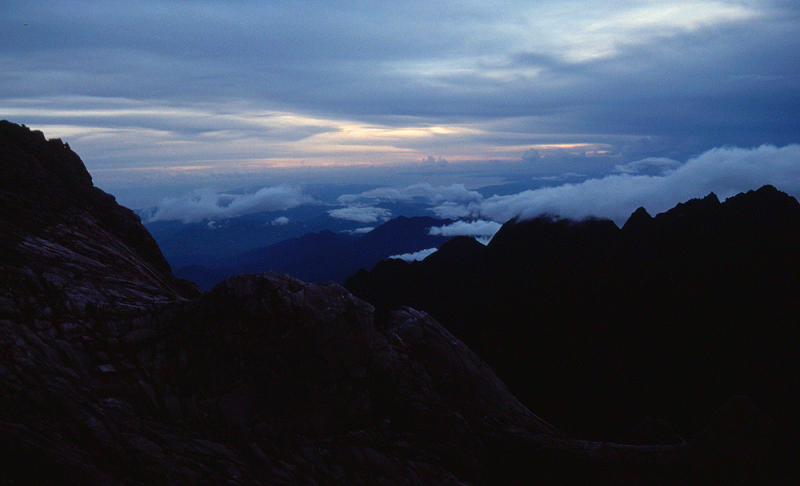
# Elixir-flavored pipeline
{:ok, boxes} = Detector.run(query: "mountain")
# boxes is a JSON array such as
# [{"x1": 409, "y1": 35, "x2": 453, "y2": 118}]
[
  {"x1": 345, "y1": 185, "x2": 800, "y2": 452},
  {"x1": 175, "y1": 215, "x2": 454, "y2": 290},
  {"x1": 143, "y1": 199, "x2": 438, "y2": 272},
  {"x1": 1, "y1": 120, "x2": 791, "y2": 484}
]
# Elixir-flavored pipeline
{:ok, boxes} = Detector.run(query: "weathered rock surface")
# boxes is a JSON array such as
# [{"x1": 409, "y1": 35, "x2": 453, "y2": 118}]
[
  {"x1": 0, "y1": 120, "x2": 791, "y2": 484},
  {"x1": 1, "y1": 120, "x2": 197, "y2": 323}
]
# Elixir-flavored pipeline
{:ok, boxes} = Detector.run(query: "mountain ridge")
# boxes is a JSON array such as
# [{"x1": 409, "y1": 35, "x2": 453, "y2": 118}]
[
  {"x1": 345, "y1": 184, "x2": 800, "y2": 446},
  {"x1": 176, "y1": 215, "x2": 454, "y2": 290}
]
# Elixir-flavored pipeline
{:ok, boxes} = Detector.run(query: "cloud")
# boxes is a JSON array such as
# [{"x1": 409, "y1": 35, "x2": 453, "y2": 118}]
[
  {"x1": 338, "y1": 182, "x2": 482, "y2": 205},
  {"x1": 327, "y1": 205, "x2": 392, "y2": 223},
  {"x1": 429, "y1": 220, "x2": 503, "y2": 245},
  {"x1": 422, "y1": 155, "x2": 448, "y2": 167},
  {"x1": 522, "y1": 149, "x2": 541, "y2": 163},
  {"x1": 430, "y1": 201, "x2": 476, "y2": 219},
  {"x1": 477, "y1": 144, "x2": 800, "y2": 225},
  {"x1": 144, "y1": 185, "x2": 314, "y2": 223},
  {"x1": 341, "y1": 227, "x2": 375, "y2": 235},
  {"x1": 271, "y1": 216, "x2": 289, "y2": 226},
  {"x1": 4, "y1": 1, "x2": 800, "y2": 213},
  {"x1": 389, "y1": 247, "x2": 438, "y2": 262},
  {"x1": 429, "y1": 220, "x2": 502, "y2": 237},
  {"x1": 612, "y1": 157, "x2": 681, "y2": 175}
]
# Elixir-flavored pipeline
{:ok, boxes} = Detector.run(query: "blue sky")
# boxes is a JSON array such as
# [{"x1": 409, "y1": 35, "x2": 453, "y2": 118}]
[{"x1": 3, "y1": 1, "x2": 800, "y2": 223}]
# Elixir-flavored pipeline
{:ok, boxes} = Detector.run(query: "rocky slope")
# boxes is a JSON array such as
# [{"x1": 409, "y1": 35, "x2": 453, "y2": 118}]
[
  {"x1": 0, "y1": 121, "x2": 790, "y2": 484},
  {"x1": 0, "y1": 120, "x2": 198, "y2": 321}
]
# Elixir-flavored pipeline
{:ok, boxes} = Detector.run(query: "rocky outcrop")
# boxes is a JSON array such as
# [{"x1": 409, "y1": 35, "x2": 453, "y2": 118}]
[{"x1": 1, "y1": 120, "x2": 197, "y2": 323}]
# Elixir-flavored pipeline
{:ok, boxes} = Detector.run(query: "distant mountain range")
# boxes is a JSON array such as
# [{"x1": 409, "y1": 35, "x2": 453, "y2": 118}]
[{"x1": 167, "y1": 215, "x2": 454, "y2": 290}]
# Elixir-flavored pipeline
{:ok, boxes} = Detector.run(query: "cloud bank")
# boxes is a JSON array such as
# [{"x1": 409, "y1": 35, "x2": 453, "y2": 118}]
[
  {"x1": 338, "y1": 183, "x2": 482, "y2": 205},
  {"x1": 476, "y1": 144, "x2": 800, "y2": 225},
  {"x1": 144, "y1": 185, "x2": 314, "y2": 223},
  {"x1": 429, "y1": 220, "x2": 503, "y2": 244}
]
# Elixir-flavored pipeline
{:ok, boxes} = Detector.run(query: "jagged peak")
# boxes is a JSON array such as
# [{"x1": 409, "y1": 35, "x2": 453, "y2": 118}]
[{"x1": 621, "y1": 206, "x2": 653, "y2": 233}]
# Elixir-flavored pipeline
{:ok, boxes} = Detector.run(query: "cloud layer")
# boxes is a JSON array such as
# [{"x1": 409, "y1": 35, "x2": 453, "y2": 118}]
[
  {"x1": 3, "y1": 1, "x2": 799, "y2": 205},
  {"x1": 477, "y1": 144, "x2": 800, "y2": 225},
  {"x1": 327, "y1": 205, "x2": 392, "y2": 224},
  {"x1": 429, "y1": 220, "x2": 503, "y2": 243},
  {"x1": 144, "y1": 185, "x2": 314, "y2": 223}
]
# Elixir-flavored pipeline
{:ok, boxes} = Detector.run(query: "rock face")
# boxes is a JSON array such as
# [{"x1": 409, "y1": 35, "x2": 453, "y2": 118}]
[
  {"x1": 0, "y1": 121, "x2": 791, "y2": 484},
  {"x1": 1, "y1": 120, "x2": 197, "y2": 322}
]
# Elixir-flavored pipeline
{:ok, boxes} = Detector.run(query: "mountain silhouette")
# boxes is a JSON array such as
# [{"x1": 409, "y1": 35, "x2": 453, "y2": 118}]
[
  {"x1": 176, "y1": 215, "x2": 454, "y2": 290},
  {"x1": 346, "y1": 185, "x2": 800, "y2": 449}
]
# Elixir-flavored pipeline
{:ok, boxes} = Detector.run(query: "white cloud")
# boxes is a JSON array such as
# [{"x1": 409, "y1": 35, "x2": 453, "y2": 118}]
[
  {"x1": 271, "y1": 216, "x2": 289, "y2": 225},
  {"x1": 327, "y1": 205, "x2": 392, "y2": 223},
  {"x1": 389, "y1": 247, "x2": 438, "y2": 262},
  {"x1": 410, "y1": 182, "x2": 483, "y2": 203},
  {"x1": 144, "y1": 185, "x2": 314, "y2": 223},
  {"x1": 477, "y1": 144, "x2": 800, "y2": 225},
  {"x1": 430, "y1": 201, "x2": 475, "y2": 219},
  {"x1": 429, "y1": 220, "x2": 503, "y2": 239},
  {"x1": 338, "y1": 182, "x2": 483, "y2": 205}
]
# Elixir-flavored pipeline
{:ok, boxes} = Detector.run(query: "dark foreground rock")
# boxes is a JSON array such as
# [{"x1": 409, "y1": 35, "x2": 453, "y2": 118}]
[
  {"x1": 0, "y1": 120, "x2": 792, "y2": 484},
  {"x1": 2, "y1": 272, "x2": 788, "y2": 485}
]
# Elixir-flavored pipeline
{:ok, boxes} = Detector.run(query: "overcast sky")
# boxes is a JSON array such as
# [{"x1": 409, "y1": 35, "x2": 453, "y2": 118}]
[{"x1": 2, "y1": 1, "x2": 800, "y2": 218}]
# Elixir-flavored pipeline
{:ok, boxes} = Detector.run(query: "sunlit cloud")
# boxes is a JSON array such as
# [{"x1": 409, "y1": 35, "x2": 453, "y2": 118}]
[{"x1": 510, "y1": 1, "x2": 761, "y2": 62}]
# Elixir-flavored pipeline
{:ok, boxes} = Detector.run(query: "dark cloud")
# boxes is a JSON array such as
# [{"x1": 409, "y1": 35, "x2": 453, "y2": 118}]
[{"x1": 522, "y1": 149, "x2": 541, "y2": 163}]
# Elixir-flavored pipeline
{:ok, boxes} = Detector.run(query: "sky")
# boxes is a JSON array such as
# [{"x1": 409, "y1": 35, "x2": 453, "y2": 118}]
[{"x1": 3, "y1": 1, "x2": 800, "y2": 229}]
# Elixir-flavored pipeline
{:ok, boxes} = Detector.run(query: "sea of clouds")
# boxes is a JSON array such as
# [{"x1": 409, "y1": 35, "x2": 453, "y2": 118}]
[{"x1": 144, "y1": 145, "x2": 800, "y2": 237}]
